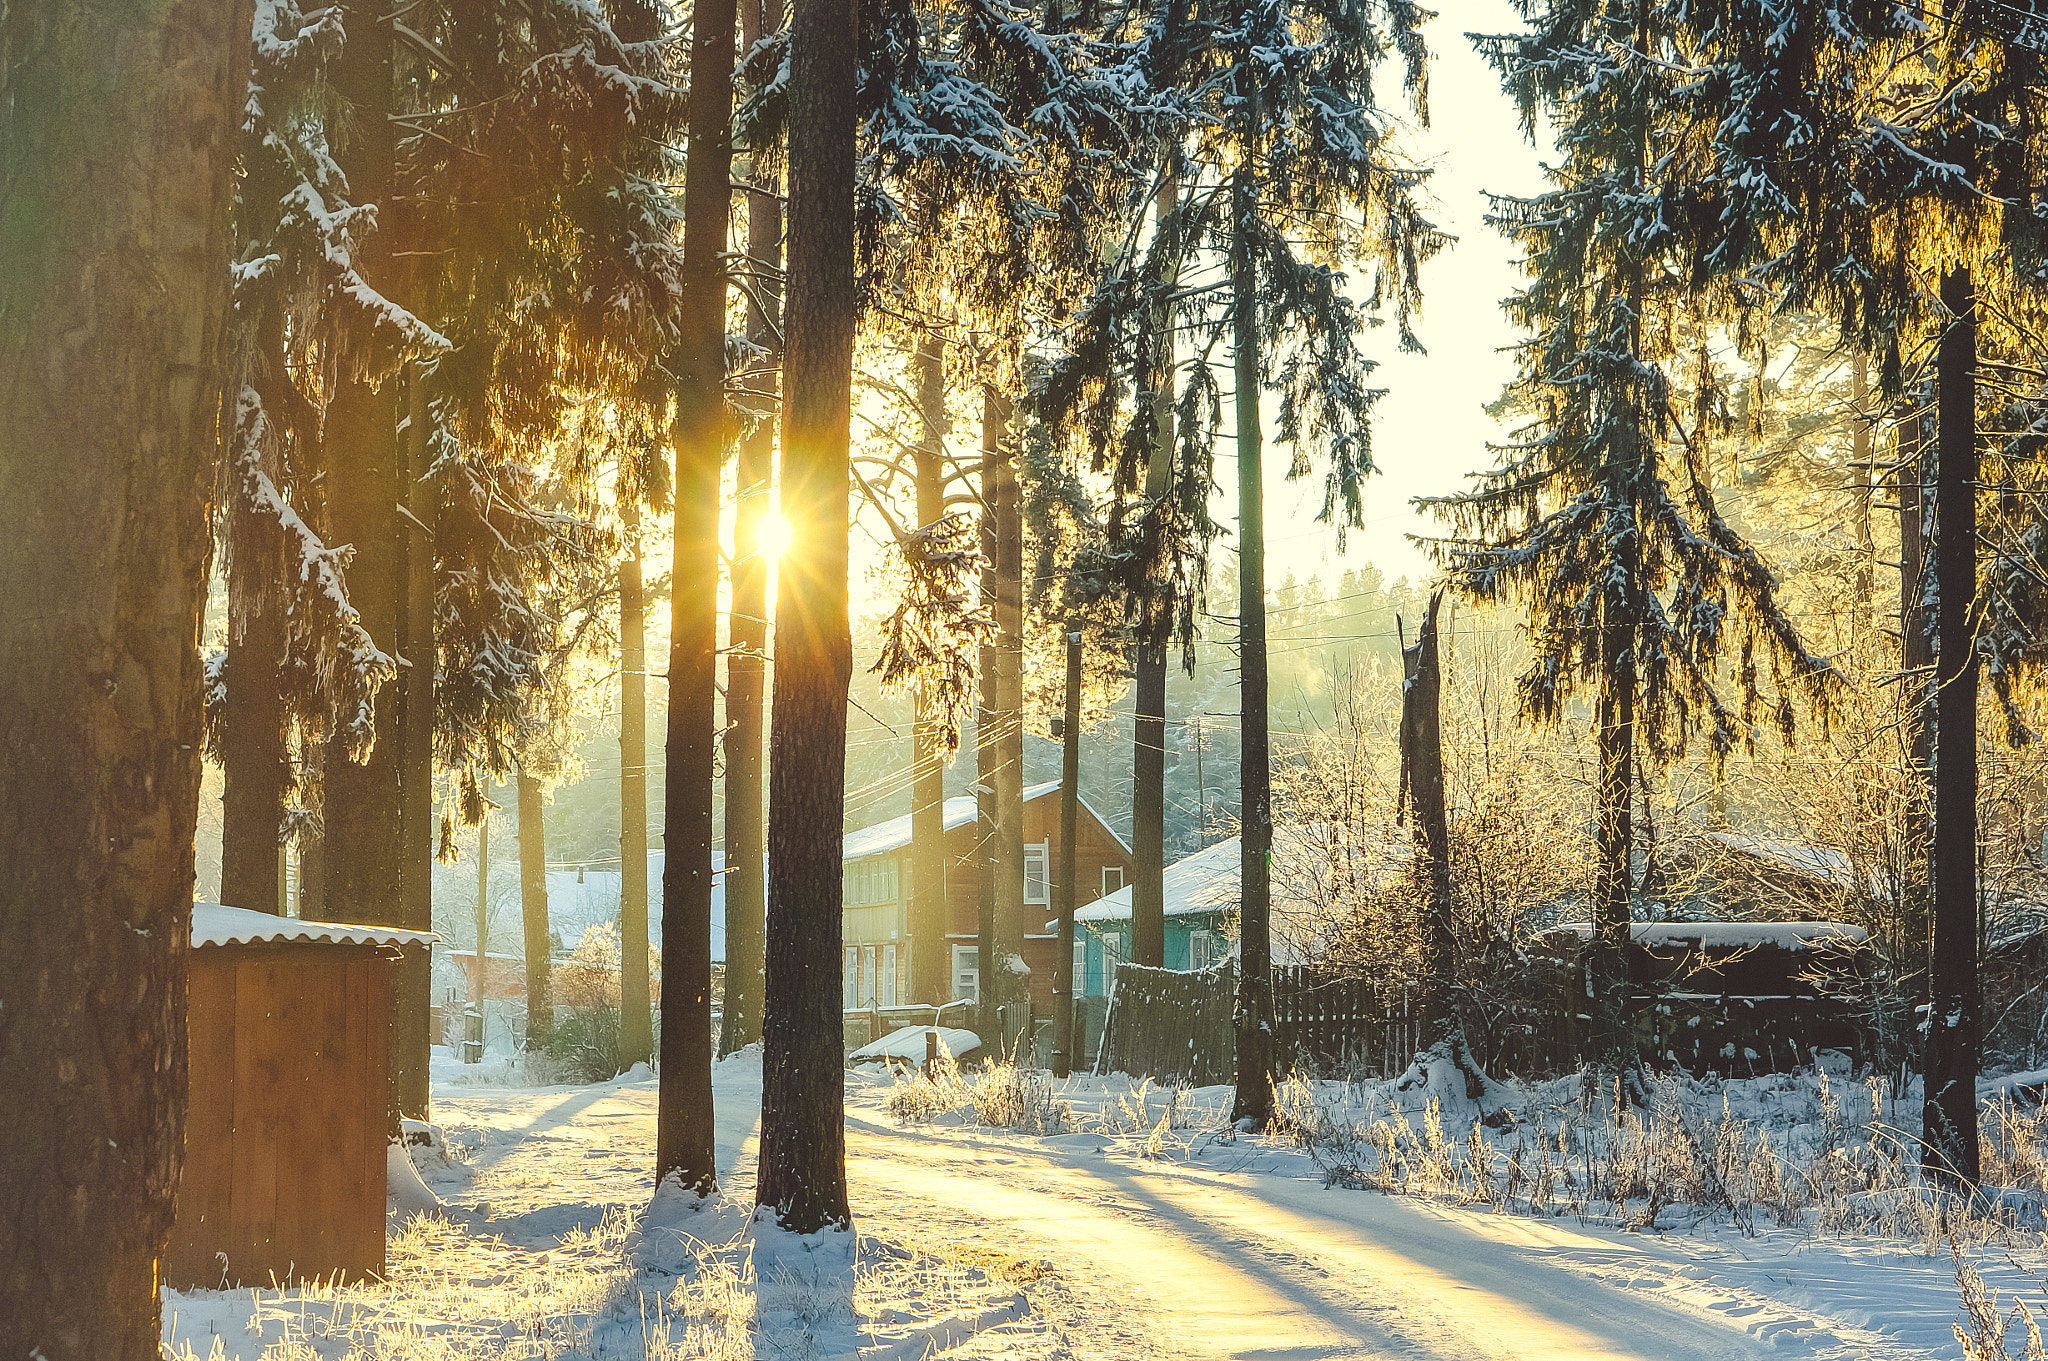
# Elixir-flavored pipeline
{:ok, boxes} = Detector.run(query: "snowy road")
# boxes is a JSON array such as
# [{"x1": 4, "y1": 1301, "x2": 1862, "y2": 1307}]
[
  {"x1": 837, "y1": 1107, "x2": 1925, "y2": 1361},
  {"x1": 437, "y1": 1060, "x2": 1991, "y2": 1361}
]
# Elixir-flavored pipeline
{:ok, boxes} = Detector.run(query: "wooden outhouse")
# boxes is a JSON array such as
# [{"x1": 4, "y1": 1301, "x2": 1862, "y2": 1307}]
[{"x1": 167, "y1": 902, "x2": 435, "y2": 1291}]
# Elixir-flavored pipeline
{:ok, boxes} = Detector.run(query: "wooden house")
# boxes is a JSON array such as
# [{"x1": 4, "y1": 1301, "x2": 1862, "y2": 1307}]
[
  {"x1": 168, "y1": 903, "x2": 435, "y2": 1290},
  {"x1": 838, "y1": 779, "x2": 1134, "y2": 1021}
]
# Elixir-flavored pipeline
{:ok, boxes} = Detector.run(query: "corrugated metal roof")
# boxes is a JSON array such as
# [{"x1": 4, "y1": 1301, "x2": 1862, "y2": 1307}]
[{"x1": 191, "y1": 901, "x2": 438, "y2": 949}]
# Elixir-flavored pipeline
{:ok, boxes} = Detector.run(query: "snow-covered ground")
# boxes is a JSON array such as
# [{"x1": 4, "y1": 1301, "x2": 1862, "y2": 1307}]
[{"x1": 162, "y1": 1047, "x2": 2048, "y2": 1359}]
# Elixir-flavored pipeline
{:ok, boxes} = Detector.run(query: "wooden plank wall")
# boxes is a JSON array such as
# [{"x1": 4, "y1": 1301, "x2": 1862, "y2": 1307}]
[
  {"x1": 168, "y1": 943, "x2": 390, "y2": 1290},
  {"x1": 1101, "y1": 960, "x2": 1236, "y2": 1086}
]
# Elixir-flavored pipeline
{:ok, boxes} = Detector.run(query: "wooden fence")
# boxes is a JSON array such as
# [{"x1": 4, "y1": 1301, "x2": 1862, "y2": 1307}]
[
  {"x1": 1100, "y1": 961, "x2": 1237, "y2": 1086},
  {"x1": 1101, "y1": 962, "x2": 1586, "y2": 1086},
  {"x1": 1096, "y1": 960, "x2": 1850, "y2": 1087}
]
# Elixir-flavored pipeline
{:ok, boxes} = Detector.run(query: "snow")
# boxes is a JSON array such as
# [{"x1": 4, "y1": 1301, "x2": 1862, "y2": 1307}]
[
  {"x1": 1541, "y1": 920, "x2": 1870, "y2": 950},
  {"x1": 191, "y1": 900, "x2": 437, "y2": 950},
  {"x1": 848, "y1": 1025, "x2": 983, "y2": 1063},
  {"x1": 163, "y1": 1046, "x2": 2048, "y2": 1360},
  {"x1": 842, "y1": 780, "x2": 1133, "y2": 861},
  {"x1": 1077, "y1": 834, "x2": 1241, "y2": 923}
]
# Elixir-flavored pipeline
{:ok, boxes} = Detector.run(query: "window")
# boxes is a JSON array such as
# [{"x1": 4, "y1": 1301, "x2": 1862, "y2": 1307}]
[
  {"x1": 1024, "y1": 842, "x2": 1049, "y2": 905},
  {"x1": 842, "y1": 858, "x2": 900, "y2": 907},
  {"x1": 1101, "y1": 866, "x2": 1125, "y2": 897},
  {"x1": 1073, "y1": 939, "x2": 1087, "y2": 997},
  {"x1": 842, "y1": 947, "x2": 859, "y2": 1010},
  {"x1": 882, "y1": 945, "x2": 898, "y2": 1006},
  {"x1": 860, "y1": 946, "x2": 879, "y2": 1008},
  {"x1": 952, "y1": 945, "x2": 980, "y2": 1004},
  {"x1": 1189, "y1": 928, "x2": 1214, "y2": 970}
]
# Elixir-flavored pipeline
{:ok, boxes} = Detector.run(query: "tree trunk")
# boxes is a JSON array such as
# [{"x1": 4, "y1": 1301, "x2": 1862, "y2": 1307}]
[
  {"x1": 1230, "y1": 163, "x2": 1275, "y2": 1129},
  {"x1": 1589, "y1": 477, "x2": 1640, "y2": 1080},
  {"x1": 323, "y1": 0, "x2": 409, "y2": 1127},
  {"x1": 1923, "y1": 265, "x2": 1981, "y2": 1189},
  {"x1": 1402, "y1": 591, "x2": 1467, "y2": 1082},
  {"x1": 1130, "y1": 163, "x2": 1181, "y2": 971},
  {"x1": 719, "y1": 0, "x2": 783, "y2": 1054},
  {"x1": 1852, "y1": 352, "x2": 1875, "y2": 638},
  {"x1": 393, "y1": 362, "x2": 436, "y2": 1118},
  {"x1": 987, "y1": 381, "x2": 1027, "y2": 1051},
  {"x1": 1897, "y1": 401, "x2": 1935, "y2": 1040},
  {"x1": 1055, "y1": 632, "x2": 1083, "y2": 1077},
  {"x1": 220, "y1": 567, "x2": 288, "y2": 914},
  {"x1": 621, "y1": 505, "x2": 653, "y2": 1066},
  {"x1": 757, "y1": 0, "x2": 857, "y2": 1234},
  {"x1": 476, "y1": 814, "x2": 491, "y2": 1005},
  {"x1": 518, "y1": 767, "x2": 554, "y2": 1049},
  {"x1": 299, "y1": 749, "x2": 327, "y2": 922},
  {"x1": 910, "y1": 328, "x2": 952, "y2": 1005},
  {"x1": 0, "y1": 0, "x2": 242, "y2": 1351},
  {"x1": 656, "y1": 0, "x2": 739, "y2": 1196}
]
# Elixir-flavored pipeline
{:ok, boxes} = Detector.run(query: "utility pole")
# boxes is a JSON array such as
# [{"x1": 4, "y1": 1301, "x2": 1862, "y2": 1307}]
[
  {"x1": 1054, "y1": 632, "x2": 1082, "y2": 1078},
  {"x1": 1191, "y1": 716, "x2": 1206, "y2": 848}
]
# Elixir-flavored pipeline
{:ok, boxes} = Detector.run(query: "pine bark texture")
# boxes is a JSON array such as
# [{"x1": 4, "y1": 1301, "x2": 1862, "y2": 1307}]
[
  {"x1": 909, "y1": 331, "x2": 951, "y2": 1005},
  {"x1": 621, "y1": 512, "x2": 652, "y2": 1066},
  {"x1": 1230, "y1": 168, "x2": 1275, "y2": 1127},
  {"x1": 718, "y1": 0, "x2": 782, "y2": 1054},
  {"x1": 0, "y1": 0, "x2": 245, "y2": 1352},
  {"x1": 518, "y1": 767, "x2": 554, "y2": 1048},
  {"x1": 1923, "y1": 265, "x2": 1981, "y2": 1187},
  {"x1": 323, "y1": 0, "x2": 410, "y2": 1125},
  {"x1": 657, "y1": 0, "x2": 739, "y2": 1195},
  {"x1": 757, "y1": 0, "x2": 857, "y2": 1233}
]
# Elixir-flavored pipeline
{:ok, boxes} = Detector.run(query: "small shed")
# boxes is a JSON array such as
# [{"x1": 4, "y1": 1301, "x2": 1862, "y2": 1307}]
[{"x1": 167, "y1": 902, "x2": 435, "y2": 1291}]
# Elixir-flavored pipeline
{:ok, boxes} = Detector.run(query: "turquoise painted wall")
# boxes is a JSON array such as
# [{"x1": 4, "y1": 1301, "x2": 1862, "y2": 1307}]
[{"x1": 1079, "y1": 913, "x2": 1230, "y2": 996}]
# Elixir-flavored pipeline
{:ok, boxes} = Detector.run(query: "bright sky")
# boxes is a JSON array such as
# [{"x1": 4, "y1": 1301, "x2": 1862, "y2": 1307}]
[{"x1": 1257, "y1": 0, "x2": 1547, "y2": 593}]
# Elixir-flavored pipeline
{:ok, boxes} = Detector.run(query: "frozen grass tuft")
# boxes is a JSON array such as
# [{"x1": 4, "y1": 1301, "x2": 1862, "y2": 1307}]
[
  {"x1": 1281, "y1": 1063, "x2": 2048, "y2": 1248},
  {"x1": 887, "y1": 1053, "x2": 1073, "y2": 1133}
]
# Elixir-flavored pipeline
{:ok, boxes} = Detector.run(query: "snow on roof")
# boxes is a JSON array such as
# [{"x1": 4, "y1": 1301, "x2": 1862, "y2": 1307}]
[
  {"x1": 541, "y1": 851, "x2": 737, "y2": 963},
  {"x1": 1075, "y1": 835, "x2": 1241, "y2": 925},
  {"x1": 1539, "y1": 920, "x2": 1869, "y2": 950},
  {"x1": 841, "y1": 780, "x2": 1133, "y2": 862},
  {"x1": 192, "y1": 901, "x2": 437, "y2": 949},
  {"x1": 847, "y1": 1025, "x2": 983, "y2": 1064},
  {"x1": 1700, "y1": 831, "x2": 1866, "y2": 893}
]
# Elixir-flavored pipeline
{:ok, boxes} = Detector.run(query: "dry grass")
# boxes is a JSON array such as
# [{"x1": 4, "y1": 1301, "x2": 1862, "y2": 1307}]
[
  {"x1": 886, "y1": 1053, "x2": 1073, "y2": 1134},
  {"x1": 1291, "y1": 1066, "x2": 2048, "y2": 1248}
]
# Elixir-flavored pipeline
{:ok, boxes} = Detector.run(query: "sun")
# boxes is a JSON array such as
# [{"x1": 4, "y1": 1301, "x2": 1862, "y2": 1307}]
[{"x1": 759, "y1": 508, "x2": 794, "y2": 562}]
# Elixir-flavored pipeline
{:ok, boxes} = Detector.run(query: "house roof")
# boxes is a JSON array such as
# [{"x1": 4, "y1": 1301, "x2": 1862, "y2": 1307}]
[
  {"x1": 1073, "y1": 835, "x2": 1242, "y2": 925},
  {"x1": 1698, "y1": 830, "x2": 1868, "y2": 894},
  {"x1": 539, "y1": 851, "x2": 739, "y2": 963},
  {"x1": 1535, "y1": 920, "x2": 1869, "y2": 950},
  {"x1": 841, "y1": 780, "x2": 1134, "y2": 862},
  {"x1": 192, "y1": 901, "x2": 438, "y2": 950}
]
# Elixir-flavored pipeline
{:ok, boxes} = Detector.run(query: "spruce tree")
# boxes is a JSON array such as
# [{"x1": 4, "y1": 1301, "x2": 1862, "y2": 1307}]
[
  {"x1": 1438, "y1": 0, "x2": 1840, "y2": 1083},
  {"x1": 1672, "y1": 0, "x2": 2048, "y2": 1180}
]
